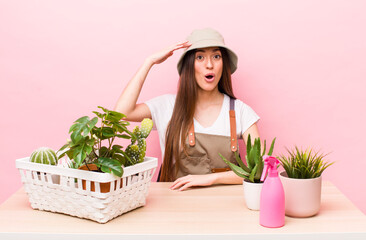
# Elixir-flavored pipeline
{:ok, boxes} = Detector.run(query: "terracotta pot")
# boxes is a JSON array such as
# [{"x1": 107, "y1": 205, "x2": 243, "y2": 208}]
[
  {"x1": 243, "y1": 179, "x2": 263, "y2": 211},
  {"x1": 279, "y1": 171, "x2": 322, "y2": 217},
  {"x1": 78, "y1": 164, "x2": 122, "y2": 193}
]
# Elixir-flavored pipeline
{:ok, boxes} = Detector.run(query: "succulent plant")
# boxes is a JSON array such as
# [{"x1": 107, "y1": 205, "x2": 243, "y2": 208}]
[
  {"x1": 220, "y1": 135, "x2": 276, "y2": 183},
  {"x1": 278, "y1": 147, "x2": 333, "y2": 179},
  {"x1": 30, "y1": 147, "x2": 58, "y2": 165},
  {"x1": 124, "y1": 119, "x2": 153, "y2": 166}
]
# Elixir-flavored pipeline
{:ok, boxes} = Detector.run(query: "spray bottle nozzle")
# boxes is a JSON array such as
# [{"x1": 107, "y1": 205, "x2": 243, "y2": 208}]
[{"x1": 260, "y1": 155, "x2": 280, "y2": 182}]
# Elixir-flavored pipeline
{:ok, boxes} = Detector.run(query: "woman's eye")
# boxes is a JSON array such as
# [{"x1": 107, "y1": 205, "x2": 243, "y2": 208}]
[
  {"x1": 213, "y1": 54, "x2": 221, "y2": 59},
  {"x1": 196, "y1": 55, "x2": 204, "y2": 60}
]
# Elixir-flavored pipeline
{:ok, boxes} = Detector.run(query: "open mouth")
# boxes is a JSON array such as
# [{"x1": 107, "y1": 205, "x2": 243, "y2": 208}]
[{"x1": 205, "y1": 73, "x2": 215, "y2": 82}]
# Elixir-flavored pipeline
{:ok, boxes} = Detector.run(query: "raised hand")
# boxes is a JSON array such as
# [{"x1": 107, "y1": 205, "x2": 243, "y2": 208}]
[
  {"x1": 114, "y1": 41, "x2": 191, "y2": 122},
  {"x1": 147, "y1": 41, "x2": 191, "y2": 65}
]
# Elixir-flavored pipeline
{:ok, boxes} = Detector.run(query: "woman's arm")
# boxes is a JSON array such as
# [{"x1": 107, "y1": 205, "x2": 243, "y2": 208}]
[
  {"x1": 170, "y1": 171, "x2": 243, "y2": 191},
  {"x1": 114, "y1": 41, "x2": 191, "y2": 122},
  {"x1": 242, "y1": 123, "x2": 260, "y2": 146}
]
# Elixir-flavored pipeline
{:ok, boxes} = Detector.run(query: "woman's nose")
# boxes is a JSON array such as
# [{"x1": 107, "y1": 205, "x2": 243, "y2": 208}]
[{"x1": 206, "y1": 58, "x2": 213, "y2": 69}]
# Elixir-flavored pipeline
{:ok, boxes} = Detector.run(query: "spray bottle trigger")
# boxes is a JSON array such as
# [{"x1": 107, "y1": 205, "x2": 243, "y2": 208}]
[{"x1": 260, "y1": 155, "x2": 270, "y2": 182}]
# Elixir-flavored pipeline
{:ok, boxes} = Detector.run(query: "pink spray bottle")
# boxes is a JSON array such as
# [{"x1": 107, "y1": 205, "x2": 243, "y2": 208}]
[{"x1": 260, "y1": 156, "x2": 285, "y2": 228}]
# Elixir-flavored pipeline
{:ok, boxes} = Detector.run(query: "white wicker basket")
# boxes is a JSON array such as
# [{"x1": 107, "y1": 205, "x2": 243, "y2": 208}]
[{"x1": 15, "y1": 156, "x2": 158, "y2": 223}]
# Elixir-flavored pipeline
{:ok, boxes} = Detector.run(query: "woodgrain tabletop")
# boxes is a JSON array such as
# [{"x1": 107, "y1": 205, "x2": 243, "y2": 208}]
[{"x1": 0, "y1": 181, "x2": 365, "y2": 240}]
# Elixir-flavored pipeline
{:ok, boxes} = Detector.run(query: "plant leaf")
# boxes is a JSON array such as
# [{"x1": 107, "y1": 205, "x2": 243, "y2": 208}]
[
  {"x1": 69, "y1": 116, "x2": 98, "y2": 142},
  {"x1": 92, "y1": 111, "x2": 105, "y2": 119},
  {"x1": 97, "y1": 106, "x2": 108, "y2": 113},
  {"x1": 254, "y1": 156, "x2": 263, "y2": 181},
  {"x1": 101, "y1": 127, "x2": 114, "y2": 138},
  {"x1": 268, "y1": 137, "x2": 276, "y2": 155},
  {"x1": 113, "y1": 153, "x2": 126, "y2": 165},
  {"x1": 279, "y1": 146, "x2": 333, "y2": 179},
  {"x1": 116, "y1": 134, "x2": 132, "y2": 139},
  {"x1": 219, "y1": 153, "x2": 249, "y2": 178},
  {"x1": 234, "y1": 152, "x2": 251, "y2": 173},
  {"x1": 106, "y1": 110, "x2": 125, "y2": 122},
  {"x1": 253, "y1": 138, "x2": 261, "y2": 164},
  {"x1": 71, "y1": 137, "x2": 94, "y2": 168},
  {"x1": 98, "y1": 157, "x2": 123, "y2": 177},
  {"x1": 246, "y1": 134, "x2": 251, "y2": 156},
  {"x1": 249, "y1": 165, "x2": 258, "y2": 183},
  {"x1": 262, "y1": 139, "x2": 266, "y2": 156}
]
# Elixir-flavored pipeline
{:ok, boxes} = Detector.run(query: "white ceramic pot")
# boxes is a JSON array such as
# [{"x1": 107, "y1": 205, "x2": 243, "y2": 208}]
[
  {"x1": 279, "y1": 171, "x2": 322, "y2": 217},
  {"x1": 243, "y1": 180, "x2": 263, "y2": 211}
]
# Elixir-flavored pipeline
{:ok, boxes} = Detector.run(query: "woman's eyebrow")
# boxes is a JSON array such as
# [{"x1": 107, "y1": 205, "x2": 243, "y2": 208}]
[{"x1": 196, "y1": 48, "x2": 221, "y2": 53}]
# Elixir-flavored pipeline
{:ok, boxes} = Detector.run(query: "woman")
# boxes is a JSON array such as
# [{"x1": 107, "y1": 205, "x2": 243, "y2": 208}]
[{"x1": 115, "y1": 28, "x2": 260, "y2": 191}]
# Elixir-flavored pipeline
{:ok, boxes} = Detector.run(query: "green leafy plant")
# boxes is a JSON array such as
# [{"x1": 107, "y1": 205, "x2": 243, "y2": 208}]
[
  {"x1": 220, "y1": 135, "x2": 276, "y2": 183},
  {"x1": 278, "y1": 147, "x2": 333, "y2": 179},
  {"x1": 58, "y1": 106, "x2": 153, "y2": 177}
]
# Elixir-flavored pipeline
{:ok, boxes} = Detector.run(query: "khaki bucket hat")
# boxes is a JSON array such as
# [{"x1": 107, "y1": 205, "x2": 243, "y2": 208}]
[{"x1": 177, "y1": 28, "x2": 238, "y2": 75}]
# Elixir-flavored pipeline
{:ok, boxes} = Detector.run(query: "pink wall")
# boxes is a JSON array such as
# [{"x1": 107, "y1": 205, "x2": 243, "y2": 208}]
[{"x1": 1, "y1": 0, "x2": 366, "y2": 213}]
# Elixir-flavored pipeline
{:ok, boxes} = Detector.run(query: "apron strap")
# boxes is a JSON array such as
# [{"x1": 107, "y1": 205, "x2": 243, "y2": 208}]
[
  {"x1": 188, "y1": 123, "x2": 196, "y2": 146},
  {"x1": 188, "y1": 97, "x2": 237, "y2": 152},
  {"x1": 229, "y1": 97, "x2": 238, "y2": 152}
]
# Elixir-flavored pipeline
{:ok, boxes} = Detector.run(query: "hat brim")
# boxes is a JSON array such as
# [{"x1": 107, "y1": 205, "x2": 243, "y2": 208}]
[{"x1": 177, "y1": 40, "x2": 238, "y2": 75}]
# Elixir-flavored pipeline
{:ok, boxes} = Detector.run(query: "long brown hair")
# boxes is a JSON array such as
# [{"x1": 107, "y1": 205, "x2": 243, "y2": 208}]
[{"x1": 159, "y1": 47, "x2": 236, "y2": 181}]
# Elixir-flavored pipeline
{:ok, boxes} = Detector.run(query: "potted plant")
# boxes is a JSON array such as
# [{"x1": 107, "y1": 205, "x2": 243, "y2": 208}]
[
  {"x1": 278, "y1": 147, "x2": 334, "y2": 217},
  {"x1": 58, "y1": 106, "x2": 153, "y2": 192},
  {"x1": 16, "y1": 106, "x2": 158, "y2": 223},
  {"x1": 220, "y1": 135, "x2": 276, "y2": 210}
]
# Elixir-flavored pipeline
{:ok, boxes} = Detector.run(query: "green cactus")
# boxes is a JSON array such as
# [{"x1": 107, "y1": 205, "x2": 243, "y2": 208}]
[
  {"x1": 133, "y1": 126, "x2": 142, "y2": 139},
  {"x1": 125, "y1": 118, "x2": 152, "y2": 166},
  {"x1": 140, "y1": 118, "x2": 153, "y2": 138}
]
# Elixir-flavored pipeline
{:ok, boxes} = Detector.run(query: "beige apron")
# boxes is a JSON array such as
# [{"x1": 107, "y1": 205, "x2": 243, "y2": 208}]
[{"x1": 175, "y1": 97, "x2": 239, "y2": 180}]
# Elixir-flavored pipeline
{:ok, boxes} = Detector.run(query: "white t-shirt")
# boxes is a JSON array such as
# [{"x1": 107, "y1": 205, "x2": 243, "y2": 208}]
[{"x1": 145, "y1": 94, "x2": 260, "y2": 157}]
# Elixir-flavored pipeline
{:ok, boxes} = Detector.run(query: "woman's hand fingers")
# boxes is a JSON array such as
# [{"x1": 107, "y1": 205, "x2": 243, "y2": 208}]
[
  {"x1": 170, "y1": 176, "x2": 190, "y2": 190},
  {"x1": 178, "y1": 182, "x2": 194, "y2": 191},
  {"x1": 170, "y1": 174, "x2": 216, "y2": 191},
  {"x1": 147, "y1": 41, "x2": 191, "y2": 65},
  {"x1": 171, "y1": 41, "x2": 191, "y2": 51}
]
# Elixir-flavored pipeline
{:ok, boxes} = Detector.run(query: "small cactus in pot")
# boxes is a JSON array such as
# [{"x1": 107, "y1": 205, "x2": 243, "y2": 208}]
[
  {"x1": 30, "y1": 147, "x2": 58, "y2": 165},
  {"x1": 125, "y1": 118, "x2": 153, "y2": 166}
]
